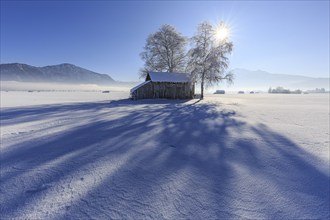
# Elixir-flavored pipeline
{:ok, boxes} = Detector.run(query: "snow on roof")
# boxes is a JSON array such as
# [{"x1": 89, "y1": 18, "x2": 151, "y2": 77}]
[
  {"x1": 130, "y1": 80, "x2": 151, "y2": 93},
  {"x1": 148, "y1": 72, "x2": 190, "y2": 83}
]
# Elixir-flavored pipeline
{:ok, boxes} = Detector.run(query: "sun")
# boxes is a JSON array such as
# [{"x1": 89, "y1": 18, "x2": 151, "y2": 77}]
[{"x1": 215, "y1": 22, "x2": 230, "y2": 42}]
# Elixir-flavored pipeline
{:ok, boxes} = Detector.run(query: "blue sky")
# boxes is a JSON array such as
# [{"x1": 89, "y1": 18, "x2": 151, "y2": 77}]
[{"x1": 1, "y1": 1, "x2": 329, "y2": 81}]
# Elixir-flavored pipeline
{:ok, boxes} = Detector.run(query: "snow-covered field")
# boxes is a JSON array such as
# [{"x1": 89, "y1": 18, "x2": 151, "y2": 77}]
[
  {"x1": 0, "y1": 91, "x2": 129, "y2": 108},
  {"x1": 1, "y1": 91, "x2": 329, "y2": 219}
]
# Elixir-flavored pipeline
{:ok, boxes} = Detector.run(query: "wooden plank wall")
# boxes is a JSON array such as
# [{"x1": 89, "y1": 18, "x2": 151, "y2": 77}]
[{"x1": 131, "y1": 82, "x2": 194, "y2": 100}]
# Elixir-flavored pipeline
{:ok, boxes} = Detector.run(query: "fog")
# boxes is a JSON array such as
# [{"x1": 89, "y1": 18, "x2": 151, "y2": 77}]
[{"x1": 0, "y1": 81, "x2": 133, "y2": 92}]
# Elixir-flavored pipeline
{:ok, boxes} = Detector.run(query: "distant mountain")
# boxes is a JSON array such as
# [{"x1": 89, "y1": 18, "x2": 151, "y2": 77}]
[
  {"x1": 230, "y1": 68, "x2": 329, "y2": 90},
  {"x1": 0, "y1": 63, "x2": 115, "y2": 85}
]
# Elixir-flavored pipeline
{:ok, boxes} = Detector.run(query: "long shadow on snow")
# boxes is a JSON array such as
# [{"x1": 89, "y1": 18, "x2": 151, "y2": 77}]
[
  {"x1": 0, "y1": 101, "x2": 111, "y2": 126},
  {"x1": 0, "y1": 99, "x2": 329, "y2": 219},
  {"x1": 0, "y1": 99, "x2": 193, "y2": 216}
]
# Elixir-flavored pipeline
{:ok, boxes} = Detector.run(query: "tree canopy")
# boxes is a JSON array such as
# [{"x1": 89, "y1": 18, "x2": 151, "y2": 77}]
[
  {"x1": 139, "y1": 24, "x2": 187, "y2": 78},
  {"x1": 187, "y1": 21, "x2": 233, "y2": 99}
]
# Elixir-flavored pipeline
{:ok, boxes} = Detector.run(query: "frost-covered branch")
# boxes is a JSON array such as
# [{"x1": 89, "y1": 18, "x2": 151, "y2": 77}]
[
  {"x1": 139, "y1": 24, "x2": 187, "y2": 78},
  {"x1": 187, "y1": 21, "x2": 234, "y2": 99}
]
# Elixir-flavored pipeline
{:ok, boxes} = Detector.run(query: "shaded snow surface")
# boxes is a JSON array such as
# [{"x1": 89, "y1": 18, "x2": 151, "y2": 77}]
[{"x1": 1, "y1": 92, "x2": 329, "y2": 219}]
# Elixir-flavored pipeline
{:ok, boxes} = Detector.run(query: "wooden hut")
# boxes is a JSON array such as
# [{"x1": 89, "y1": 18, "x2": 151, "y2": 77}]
[{"x1": 130, "y1": 72, "x2": 194, "y2": 100}]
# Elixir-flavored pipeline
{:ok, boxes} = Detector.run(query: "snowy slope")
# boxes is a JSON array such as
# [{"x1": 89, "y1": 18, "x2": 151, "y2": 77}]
[{"x1": 1, "y1": 92, "x2": 329, "y2": 219}]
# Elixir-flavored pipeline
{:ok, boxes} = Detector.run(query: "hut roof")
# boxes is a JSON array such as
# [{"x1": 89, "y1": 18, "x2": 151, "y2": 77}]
[
  {"x1": 147, "y1": 72, "x2": 190, "y2": 83},
  {"x1": 130, "y1": 80, "x2": 151, "y2": 93}
]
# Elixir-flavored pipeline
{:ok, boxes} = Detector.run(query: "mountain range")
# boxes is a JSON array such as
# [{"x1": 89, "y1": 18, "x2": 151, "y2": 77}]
[
  {"x1": 1, "y1": 63, "x2": 328, "y2": 90},
  {"x1": 229, "y1": 68, "x2": 329, "y2": 90},
  {"x1": 0, "y1": 63, "x2": 115, "y2": 85}
]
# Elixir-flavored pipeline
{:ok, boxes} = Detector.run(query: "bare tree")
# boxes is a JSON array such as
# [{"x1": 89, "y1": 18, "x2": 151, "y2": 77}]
[
  {"x1": 187, "y1": 21, "x2": 233, "y2": 99},
  {"x1": 139, "y1": 24, "x2": 187, "y2": 78}
]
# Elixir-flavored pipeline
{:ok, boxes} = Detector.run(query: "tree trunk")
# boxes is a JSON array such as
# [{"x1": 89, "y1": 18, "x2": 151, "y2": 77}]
[{"x1": 200, "y1": 73, "x2": 205, "y2": 99}]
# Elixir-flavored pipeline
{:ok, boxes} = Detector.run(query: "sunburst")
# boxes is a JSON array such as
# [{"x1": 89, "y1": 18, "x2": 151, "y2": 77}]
[{"x1": 215, "y1": 22, "x2": 230, "y2": 42}]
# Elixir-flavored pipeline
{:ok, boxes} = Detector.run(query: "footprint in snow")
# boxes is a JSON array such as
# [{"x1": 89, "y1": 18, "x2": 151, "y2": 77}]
[{"x1": 25, "y1": 183, "x2": 52, "y2": 194}]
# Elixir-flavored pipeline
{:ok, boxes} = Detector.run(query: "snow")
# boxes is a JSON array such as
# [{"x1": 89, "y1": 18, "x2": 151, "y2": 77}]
[
  {"x1": 0, "y1": 91, "x2": 129, "y2": 108},
  {"x1": 149, "y1": 72, "x2": 190, "y2": 83},
  {"x1": 1, "y1": 92, "x2": 329, "y2": 219}
]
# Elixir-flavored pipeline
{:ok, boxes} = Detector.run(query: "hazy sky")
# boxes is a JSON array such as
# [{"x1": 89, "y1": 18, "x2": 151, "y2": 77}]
[{"x1": 1, "y1": 1, "x2": 329, "y2": 81}]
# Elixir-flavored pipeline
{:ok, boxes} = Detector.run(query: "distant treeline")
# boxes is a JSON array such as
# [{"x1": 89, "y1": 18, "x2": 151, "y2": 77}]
[
  {"x1": 268, "y1": 87, "x2": 328, "y2": 94},
  {"x1": 268, "y1": 87, "x2": 302, "y2": 94},
  {"x1": 306, "y1": 88, "x2": 327, "y2": 93}
]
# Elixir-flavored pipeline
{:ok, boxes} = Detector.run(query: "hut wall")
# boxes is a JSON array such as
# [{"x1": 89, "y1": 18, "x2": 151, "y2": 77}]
[
  {"x1": 131, "y1": 81, "x2": 154, "y2": 100},
  {"x1": 132, "y1": 81, "x2": 195, "y2": 100}
]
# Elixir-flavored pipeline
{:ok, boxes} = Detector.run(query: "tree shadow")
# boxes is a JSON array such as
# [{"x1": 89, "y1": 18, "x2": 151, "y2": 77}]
[
  {"x1": 0, "y1": 101, "x2": 112, "y2": 126},
  {"x1": 1, "y1": 99, "x2": 329, "y2": 219}
]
